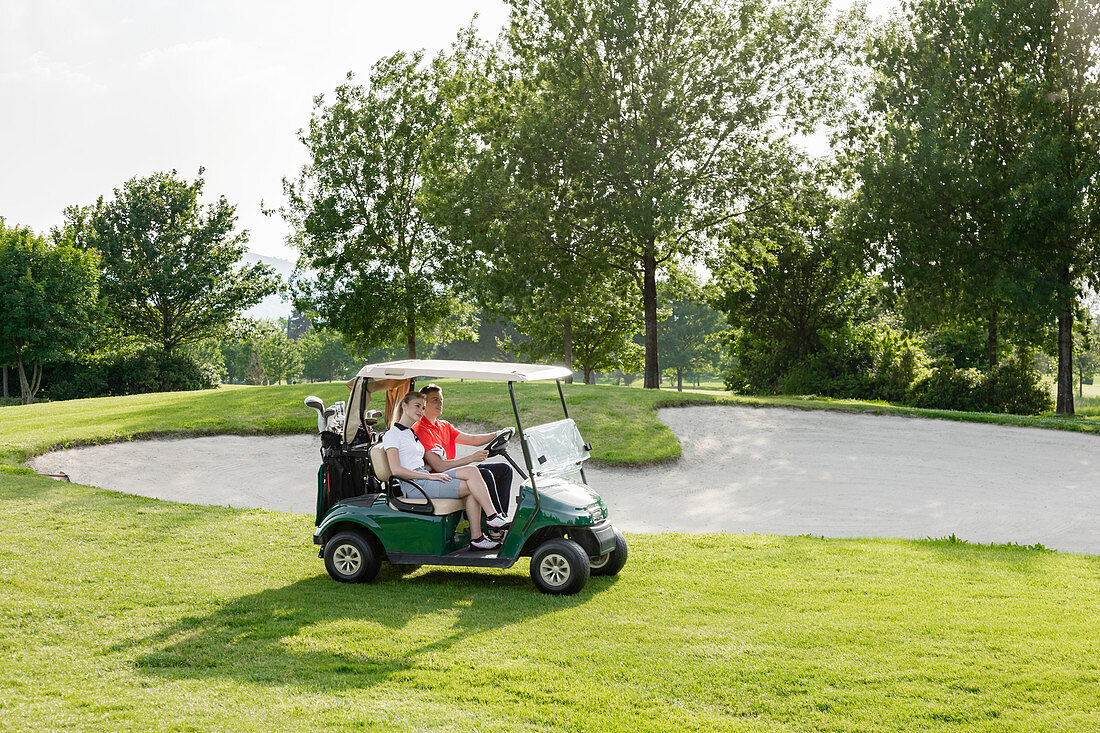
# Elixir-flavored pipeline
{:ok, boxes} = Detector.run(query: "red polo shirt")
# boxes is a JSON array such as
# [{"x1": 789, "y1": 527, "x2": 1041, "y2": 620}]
[{"x1": 412, "y1": 418, "x2": 459, "y2": 459}]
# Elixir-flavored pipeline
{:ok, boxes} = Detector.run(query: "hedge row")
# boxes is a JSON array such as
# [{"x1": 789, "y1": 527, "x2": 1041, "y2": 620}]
[
  {"x1": 729, "y1": 327, "x2": 1053, "y2": 416},
  {"x1": 42, "y1": 351, "x2": 219, "y2": 401}
]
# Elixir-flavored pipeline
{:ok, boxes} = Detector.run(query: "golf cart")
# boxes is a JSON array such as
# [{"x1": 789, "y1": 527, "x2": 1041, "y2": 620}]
[{"x1": 305, "y1": 359, "x2": 628, "y2": 595}]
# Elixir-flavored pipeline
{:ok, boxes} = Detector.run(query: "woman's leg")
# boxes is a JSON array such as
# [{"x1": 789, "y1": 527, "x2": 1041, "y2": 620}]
[
  {"x1": 464, "y1": 493, "x2": 483, "y2": 539},
  {"x1": 454, "y1": 466, "x2": 497, "y2": 518},
  {"x1": 455, "y1": 483, "x2": 483, "y2": 538}
]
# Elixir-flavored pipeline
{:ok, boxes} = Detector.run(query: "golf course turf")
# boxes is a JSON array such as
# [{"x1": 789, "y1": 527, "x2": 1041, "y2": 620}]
[{"x1": 1, "y1": 383, "x2": 1098, "y2": 731}]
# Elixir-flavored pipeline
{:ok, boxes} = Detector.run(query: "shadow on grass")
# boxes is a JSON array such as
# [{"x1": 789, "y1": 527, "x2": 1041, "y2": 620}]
[{"x1": 118, "y1": 566, "x2": 613, "y2": 689}]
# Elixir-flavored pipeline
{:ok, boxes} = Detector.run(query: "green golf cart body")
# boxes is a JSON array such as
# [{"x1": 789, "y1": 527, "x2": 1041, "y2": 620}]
[{"x1": 309, "y1": 359, "x2": 628, "y2": 595}]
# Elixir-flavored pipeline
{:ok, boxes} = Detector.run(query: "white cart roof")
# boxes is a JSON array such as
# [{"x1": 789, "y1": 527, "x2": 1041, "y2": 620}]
[{"x1": 354, "y1": 359, "x2": 573, "y2": 382}]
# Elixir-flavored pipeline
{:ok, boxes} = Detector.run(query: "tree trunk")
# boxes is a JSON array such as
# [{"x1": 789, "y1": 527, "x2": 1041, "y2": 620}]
[
  {"x1": 1057, "y1": 295, "x2": 1075, "y2": 415},
  {"x1": 2, "y1": 365, "x2": 7, "y2": 399},
  {"x1": 14, "y1": 349, "x2": 41, "y2": 405},
  {"x1": 563, "y1": 314, "x2": 574, "y2": 384},
  {"x1": 676, "y1": 367, "x2": 683, "y2": 392},
  {"x1": 584, "y1": 367, "x2": 595, "y2": 385},
  {"x1": 986, "y1": 307, "x2": 998, "y2": 370},
  {"x1": 17, "y1": 358, "x2": 30, "y2": 405},
  {"x1": 642, "y1": 246, "x2": 660, "y2": 389},
  {"x1": 406, "y1": 306, "x2": 417, "y2": 359}
]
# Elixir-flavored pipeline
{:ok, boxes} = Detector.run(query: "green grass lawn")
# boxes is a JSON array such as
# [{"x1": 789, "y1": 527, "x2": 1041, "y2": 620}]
[
  {"x1": 3, "y1": 383, "x2": 1100, "y2": 730},
  {"x1": 1, "y1": 473, "x2": 1098, "y2": 732}
]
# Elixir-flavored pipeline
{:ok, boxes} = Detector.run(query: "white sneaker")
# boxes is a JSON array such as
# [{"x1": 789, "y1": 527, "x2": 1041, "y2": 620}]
[
  {"x1": 470, "y1": 535, "x2": 502, "y2": 551},
  {"x1": 485, "y1": 513, "x2": 511, "y2": 530}
]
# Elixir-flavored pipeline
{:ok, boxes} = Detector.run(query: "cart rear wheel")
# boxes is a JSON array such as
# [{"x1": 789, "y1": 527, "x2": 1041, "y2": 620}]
[
  {"x1": 531, "y1": 539, "x2": 589, "y2": 595},
  {"x1": 589, "y1": 527, "x2": 628, "y2": 577},
  {"x1": 324, "y1": 531, "x2": 381, "y2": 583}
]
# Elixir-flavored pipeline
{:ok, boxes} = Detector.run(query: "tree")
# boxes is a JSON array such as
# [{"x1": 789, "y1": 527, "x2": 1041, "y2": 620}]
[
  {"x1": 850, "y1": 0, "x2": 1100, "y2": 414},
  {"x1": 710, "y1": 162, "x2": 884, "y2": 392},
  {"x1": 499, "y1": 271, "x2": 643, "y2": 383},
  {"x1": 217, "y1": 319, "x2": 303, "y2": 385},
  {"x1": 298, "y1": 328, "x2": 359, "y2": 382},
  {"x1": 1027, "y1": 0, "x2": 1100, "y2": 415},
  {"x1": 287, "y1": 308, "x2": 311, "y2": 340},
  {"x1": 497, "y1": 0, "x2": 860, "y2": 388},
  {"x1": 254, "y1": 324, "x2": 302, "y2": 385},
  {"x1": 422, "y1": 27, "x2": 643, "y2": 385},
  {"x1": 61, "y1": 170, "x2": 279, "y2": 355},
  {"x1": 849, "y1": 0, "x2": 1046, "y2": 371},
  {"x1": 281, "y1": 49, "x2": 469, "y2": 358},
  {"x1": 0, "y1": 220, "x2": 100, "y2": 404},
  {"x1": 1073, "y1": 310, "x2": 1100, "y2": 397},
  {"x1": 658, "y1": 276, "x2": 725, "y2": 391}
]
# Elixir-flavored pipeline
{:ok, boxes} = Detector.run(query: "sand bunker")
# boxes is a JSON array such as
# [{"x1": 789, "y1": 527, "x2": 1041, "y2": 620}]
[{"x1": 30, "y1": 405, "x2": 1100, "y2": 554}]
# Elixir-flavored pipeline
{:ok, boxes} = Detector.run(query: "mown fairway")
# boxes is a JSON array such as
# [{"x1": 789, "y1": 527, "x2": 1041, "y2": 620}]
[
  {"x1": 2, "y1": 474, "x2": 1098, "y2": 732},
  {"x1": 1, "y1": 384, "x2": 1099, "y2": 731}
]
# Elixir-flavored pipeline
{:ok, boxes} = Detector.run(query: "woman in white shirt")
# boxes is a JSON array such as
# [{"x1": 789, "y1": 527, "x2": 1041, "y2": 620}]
[{"x1": 382, "y1": 392, "x2": 510, "y2": 551}]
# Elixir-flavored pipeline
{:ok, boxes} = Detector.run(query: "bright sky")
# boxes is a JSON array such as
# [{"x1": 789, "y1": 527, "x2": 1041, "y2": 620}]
[{"x1": 1, "y1": 0, "x2": 898, "y2": 262}]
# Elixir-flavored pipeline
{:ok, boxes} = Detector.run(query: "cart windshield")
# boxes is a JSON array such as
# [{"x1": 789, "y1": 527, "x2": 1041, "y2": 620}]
[{"x1": 522, "y1": 419, "x2": 590, "y2": 478}]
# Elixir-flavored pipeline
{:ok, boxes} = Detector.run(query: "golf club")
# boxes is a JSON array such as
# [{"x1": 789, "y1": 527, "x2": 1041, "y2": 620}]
[{"x1": 304, "y1": 395, "x2": 326, "y2": 433}]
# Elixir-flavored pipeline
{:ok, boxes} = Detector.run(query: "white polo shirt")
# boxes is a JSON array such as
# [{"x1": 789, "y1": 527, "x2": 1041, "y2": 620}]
[{"x1": 380, "y1": 423, "x2": 426, "y2": 472}]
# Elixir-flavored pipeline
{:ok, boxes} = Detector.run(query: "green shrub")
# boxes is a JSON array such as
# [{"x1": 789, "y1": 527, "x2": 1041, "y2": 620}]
[
  {"x1": 153, "y1": 352, "x2": 220, "y2": 392},
  {"x1": 978, "y1": 351, "x2": 1053, "y2": 415},
  {"x1": 870, "y1": 330, "x2": 925, "y2": 402},
  {"x1": 905, "y1": 351, "x2": 1051, "y2": 415},
  {"x1": 727, "y1": 321, "x2": 1048, "y2": 416},
  {"x1": 733, "y1": 322, "x2": 924, "y2": 403},
  {"x1": 907, "y1": 362, "x2": 984, "y2": 411},
  {"x1": 47, "y1": 365, "x2": 111, "y2": 402},
  {"x1": 775, "y1": 346, "x2": 875, "y2": 398},
  {"x1": 44, "y1": 350, "x2": 218, "y2": 401}
]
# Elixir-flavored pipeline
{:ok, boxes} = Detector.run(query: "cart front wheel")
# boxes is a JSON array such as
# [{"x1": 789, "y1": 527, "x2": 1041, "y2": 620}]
[
  {"x1": 531, "y1": 539, "x2": 590, "y2": 595},
  {"x1": 324, "y1": 531, "x2": 381, "y2": 583},
  {"x1": 589, "y1": 527, "x2": 628, "y2": 577}
]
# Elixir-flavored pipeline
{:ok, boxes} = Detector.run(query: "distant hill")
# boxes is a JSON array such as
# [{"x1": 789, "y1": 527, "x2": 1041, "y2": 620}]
[{"x1": 241, "y1": 252, "x2": 295, "y2": 321}]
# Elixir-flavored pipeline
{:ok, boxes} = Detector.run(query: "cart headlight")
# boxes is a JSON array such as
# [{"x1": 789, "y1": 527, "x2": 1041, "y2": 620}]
[{"x1": 588, "y1": 504, "x2": 606, "y2": 522}]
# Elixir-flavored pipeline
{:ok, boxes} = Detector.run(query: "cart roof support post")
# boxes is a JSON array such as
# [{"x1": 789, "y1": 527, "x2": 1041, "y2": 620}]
[
  {"x1": 510, "y1": 380, "x2": 541, "y2": 533},
  {"x1": 556, "y1": 379, "x2": 588, "y2": 485}
]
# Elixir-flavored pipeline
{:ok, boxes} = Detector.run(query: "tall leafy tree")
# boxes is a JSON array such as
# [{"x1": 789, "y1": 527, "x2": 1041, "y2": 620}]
[
  {"x1": 422, "y1": 30, "x2": 610, "y2": 380},
  {"x1": 298, "y1": 327, "x2": 359, "y2": 382},
  {"x1": 851, "y1": 0, "x2": 1053, "y2": 368},
  {"x1": 282, "y1": 49, "x2": 469, "y2": 358},
  {"x1": 850, "y1": 0, "x2": 1100, "y2": 414},
  {"x1": 253, "y1": 322, "x2": 303, "y2": 385},
  {"x1": 710, "y1": 161, "x2": 881, "y2": 392},
  {"x1": 1072, "y1": 310, "x2": 1100, "y2": 396},
  {"x1": 658, "y1": 276, "x2": 725, "y2": 391},
  {"x1": 62, "y1": 170, "x2": 278, "y2": 355},
  {"x1": 498, "y1": 270, "x2": 644, "y2": 383},
  {"x1": 0, "y1": 220, "x2": 100, "y2": 404},
  {"x1": 494, "y1": 0, "x2": 860, "y2": 388},
  {"x1": 1027, "y1": 0, "x2": 1100, "y2": 414}
]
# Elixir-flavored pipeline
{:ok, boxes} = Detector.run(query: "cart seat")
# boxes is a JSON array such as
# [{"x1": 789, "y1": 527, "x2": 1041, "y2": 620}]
[{"x1": 370, "y1": 442, "x2": 465, "y2": 515}]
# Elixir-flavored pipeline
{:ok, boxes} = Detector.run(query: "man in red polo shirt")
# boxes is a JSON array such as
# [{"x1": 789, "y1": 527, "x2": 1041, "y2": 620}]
[{"x1": 412, "y1": 383, "x2": 514, "y2": 515}]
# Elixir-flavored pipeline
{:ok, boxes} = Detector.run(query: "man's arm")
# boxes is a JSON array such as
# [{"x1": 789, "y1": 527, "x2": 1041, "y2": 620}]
[
  {"x1": 422, "y1": 448, "x2": 488, "y2": 472},
  {"x1": 455, "y1": 430, "x2": 500, "y2": 447}
]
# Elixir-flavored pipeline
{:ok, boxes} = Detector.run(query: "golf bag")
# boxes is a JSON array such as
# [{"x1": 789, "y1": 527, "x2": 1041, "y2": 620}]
[{"x1": 315, "y1": 432, "x2": 377, "y2": 524}]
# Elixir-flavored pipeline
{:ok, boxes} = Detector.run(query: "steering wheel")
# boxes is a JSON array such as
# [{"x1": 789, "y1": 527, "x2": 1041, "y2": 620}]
[{"x1": 484, "y1": 427, "x2": 515, "y2": 456}]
